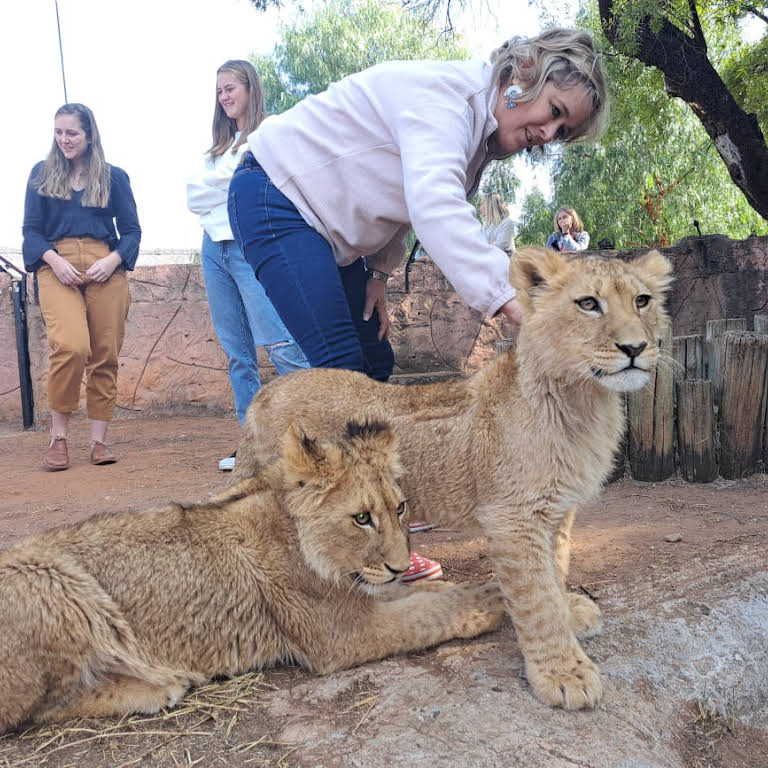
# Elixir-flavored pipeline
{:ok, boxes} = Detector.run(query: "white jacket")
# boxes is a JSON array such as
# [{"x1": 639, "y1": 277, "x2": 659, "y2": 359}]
[
  {"x1": 484, "y1": 218, "x2": 516, "y2": 253},
  {"x1": 248, "y1": 59, "x2": 516, "y2": 317},
  {"x1": 186, "y1": 134, "x2": 246, "y2": 242}
]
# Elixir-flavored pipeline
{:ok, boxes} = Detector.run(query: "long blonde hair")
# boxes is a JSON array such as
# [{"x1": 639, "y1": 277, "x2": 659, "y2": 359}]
[
  {"x1": 33, "y1": 103, "x2": 110, "y2": 208},
  {"x1": 554, "y1": 206, "x2": 584, "y2": 233},
  {"x1": 482, "y1": 194, "x2": 510, "y2": 227},
  {"x1": 489, "y1": 27, "x2": 608, "y2": 144},
  {"x1": 208, "y1": 60, "x2": 265, "y2": 160}
]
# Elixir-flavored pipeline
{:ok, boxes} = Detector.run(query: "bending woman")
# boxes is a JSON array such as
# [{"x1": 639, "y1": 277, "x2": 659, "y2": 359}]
[
  {"x1": 23, "y1": 103, "x2": 140, "y2": 471},
  {"x1": 228, "y1": 27, "x2": 607, "y2": 380}
]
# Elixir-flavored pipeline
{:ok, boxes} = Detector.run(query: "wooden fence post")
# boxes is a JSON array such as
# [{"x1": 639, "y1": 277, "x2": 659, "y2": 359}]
[
  {"x1": 672, "y1": 334, "x2": 704, "y2": 383},
  {"x1": 676, "y1": 379, "x2": 717, "y2": 482},
  {"x1": 755, "y1": 315, "x2": 768, "y2": 467},
  {"x1": 719, "y1": 331, "x2": 768, "y2": 479},
  {"x1": 705, "y1": 318, "x2": 747, "y2": 406},
  {"x1": 627, "y1": 324, "x2": 675, "y2": 481}
]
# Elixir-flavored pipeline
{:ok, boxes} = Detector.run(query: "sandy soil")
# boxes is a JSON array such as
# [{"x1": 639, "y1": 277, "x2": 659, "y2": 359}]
[{"x1": 0, "y1": 414, "x2": 766, "y2": 767}]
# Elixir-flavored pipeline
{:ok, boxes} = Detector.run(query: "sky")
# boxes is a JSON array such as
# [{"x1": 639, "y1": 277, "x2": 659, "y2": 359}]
[{"x1": 0, "y1": 0, "x2": 550, "y2": 260}]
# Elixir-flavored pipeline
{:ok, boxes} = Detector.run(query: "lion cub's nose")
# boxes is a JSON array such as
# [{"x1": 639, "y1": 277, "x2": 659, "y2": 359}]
[{"x1": 616, "y1": 342, "x2": 647, "y2": 359}]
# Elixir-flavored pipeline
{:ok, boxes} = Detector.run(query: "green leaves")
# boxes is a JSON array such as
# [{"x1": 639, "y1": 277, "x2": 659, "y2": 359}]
[{"x1": 256, "y1": 0, "x2": 468, "y2": 115}]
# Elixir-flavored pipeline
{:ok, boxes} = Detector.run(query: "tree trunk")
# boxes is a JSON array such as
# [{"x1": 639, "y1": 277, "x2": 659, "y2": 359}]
[{"x1": 598, "y1": 0, "x2": 768, "y2": 221}]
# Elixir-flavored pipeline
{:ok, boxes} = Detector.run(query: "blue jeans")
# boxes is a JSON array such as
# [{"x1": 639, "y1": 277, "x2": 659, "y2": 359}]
[
  {"x1": 201, "y1": 233, "x2": 309, "y2": 423},
  {"x1": 227, "y1": 152, "x2": 394, "y2": 382}
]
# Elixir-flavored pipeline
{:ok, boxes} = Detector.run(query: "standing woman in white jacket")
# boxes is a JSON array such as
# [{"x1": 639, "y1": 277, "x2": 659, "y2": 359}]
[
  {"x1": 187, "y1": 60, "x2": 308, "y2": 471},
  {"x1": 481, "y1": 193, "x2": 516, "y2": 256}
]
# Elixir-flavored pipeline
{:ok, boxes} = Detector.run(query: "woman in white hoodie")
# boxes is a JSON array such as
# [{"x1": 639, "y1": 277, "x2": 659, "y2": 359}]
[
  {"x1": 227, "y1": 29, "x2": 607, "y2": 382},
  {"x1": 187, "y1": 60, "x2": 308, "y2": 471}
]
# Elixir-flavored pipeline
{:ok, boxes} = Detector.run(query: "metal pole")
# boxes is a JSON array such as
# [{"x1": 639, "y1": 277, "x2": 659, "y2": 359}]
[
  {"x1": 55, "y1": 0, "x2": 68, "y2": 103},
  {"x1": 0, "y1": 256, "x2": 35, "y2": 429},
  {"x1": 12, "y1": 279, "x2": 35, "y2": 429}
]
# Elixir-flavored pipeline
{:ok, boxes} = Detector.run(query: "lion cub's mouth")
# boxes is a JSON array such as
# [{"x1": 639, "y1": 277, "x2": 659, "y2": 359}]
[
  {"x1": 353, "y1": 572, "x2": 398, "y2": 586},
  {"x1": 591, "y1": 364, "x2": 650, "y2": 392}
]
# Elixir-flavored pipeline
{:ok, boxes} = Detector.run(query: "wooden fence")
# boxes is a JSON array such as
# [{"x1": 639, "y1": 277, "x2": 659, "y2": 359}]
[{"x1": 497, "y1": 313, "x2": 768, "y2": 483}]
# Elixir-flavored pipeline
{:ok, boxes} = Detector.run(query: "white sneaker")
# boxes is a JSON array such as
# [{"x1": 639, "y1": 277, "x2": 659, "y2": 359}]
[{"x1": 218, "y1": 451, "x2": 236, "y2": 471}]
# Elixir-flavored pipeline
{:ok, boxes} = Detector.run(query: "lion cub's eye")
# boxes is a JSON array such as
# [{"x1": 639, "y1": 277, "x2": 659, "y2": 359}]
[
  {"x1": 635, "y1": 294, "x2": 651, "y2": 309},
  {"x1": 575, "y1": 296, "x2": 601, "y2": 313},
  {"x1": 353, "y1": 511, "x2": 372, "y2": 527},
  {"x1": 396, "y1": 501, "x2": 407, "y2": 517}
]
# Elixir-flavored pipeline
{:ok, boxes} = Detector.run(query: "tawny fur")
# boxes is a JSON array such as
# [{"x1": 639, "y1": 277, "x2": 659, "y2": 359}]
[
  {"x1": 0, "y1": 419, "x2": 505, "y2": 733},
  {"x1": 233, "y1": 247, "x2": 674, "y2": 710}
]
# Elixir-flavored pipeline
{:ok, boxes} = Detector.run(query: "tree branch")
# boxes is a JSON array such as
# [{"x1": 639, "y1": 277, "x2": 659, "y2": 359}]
[{"x1": 744, "y1": 4, "x2": 768, "y2": 25}]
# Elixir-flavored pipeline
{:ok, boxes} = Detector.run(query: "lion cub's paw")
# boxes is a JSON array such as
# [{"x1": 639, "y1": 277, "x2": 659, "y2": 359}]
[
  {"x1": 567, "y1": 591, "x2": 603, "y2": 639},
  {"x1": 163, "y1": 672, "x2": 203, "y2": 710},
  {"x1": 453, "y1": 582, "x2": 506, "y2": 637},
  {"x1": 525, "y1": 647, "x2": 602, "y2": 710}
]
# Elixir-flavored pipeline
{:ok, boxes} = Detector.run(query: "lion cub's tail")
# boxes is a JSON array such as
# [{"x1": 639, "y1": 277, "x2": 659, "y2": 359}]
[{"x1": 0, "y1": 550, "x2": 196, "y2": 732}]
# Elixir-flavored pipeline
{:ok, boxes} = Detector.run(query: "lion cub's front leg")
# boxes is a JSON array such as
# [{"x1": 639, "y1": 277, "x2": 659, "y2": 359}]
[
  {"x1": 312, "y1": 582, "x2": 505, "y2": 673},
  {"x1": 486, "y1": 512, "x2": 602, "y2": 710},
  {"x1": 554, "y1": 508, "x2": 602, "y2": 640}
]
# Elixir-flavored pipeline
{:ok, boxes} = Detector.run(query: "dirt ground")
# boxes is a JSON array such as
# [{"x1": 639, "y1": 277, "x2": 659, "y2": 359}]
[{"x1": 1, "y1": 414, "x2": 767, "y2": 767}]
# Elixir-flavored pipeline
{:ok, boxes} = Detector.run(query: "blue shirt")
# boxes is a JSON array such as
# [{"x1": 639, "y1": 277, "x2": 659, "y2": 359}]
[{"x1": 22, "y1": 162, "x2": 141, "y2": 272}]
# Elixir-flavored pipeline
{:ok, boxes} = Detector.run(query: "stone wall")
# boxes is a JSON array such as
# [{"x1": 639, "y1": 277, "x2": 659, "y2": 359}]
[
  {"x1": 2, "y1": 235, "x2": 767, "y2": 427},
  {"x1": 0, "y1": 257, "x2": 512, "y2": 427}
]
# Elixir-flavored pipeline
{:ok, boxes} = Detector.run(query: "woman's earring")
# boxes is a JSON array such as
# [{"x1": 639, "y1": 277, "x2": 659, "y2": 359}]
[{"x1": 504, "y1": 84, "x2": 523, "y2": 109}]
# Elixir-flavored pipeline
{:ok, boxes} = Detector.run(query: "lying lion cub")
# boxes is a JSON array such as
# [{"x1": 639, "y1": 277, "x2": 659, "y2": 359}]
[
  {"x1": 0, "y1": 418, "x2": 505, "y2": 733},
  {"x1": 233, "y1": 247, "x2": 673, "y2": 710}
]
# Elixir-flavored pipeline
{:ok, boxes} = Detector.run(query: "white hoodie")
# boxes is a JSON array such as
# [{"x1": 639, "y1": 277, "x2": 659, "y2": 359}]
[
  {"x1": 248, "y1": 59, "x2": 516, "y2": 317},
  {"x1": 187, "y1": 133, "x2": 246, "y2": 242}
]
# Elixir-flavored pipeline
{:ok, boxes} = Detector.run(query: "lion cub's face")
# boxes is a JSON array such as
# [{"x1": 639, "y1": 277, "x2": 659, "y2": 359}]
[
  {"x1": 511, "y1": 248, "x2": 673, "y2": 392},
  {"x1": 282, "y1": 418, "x2": 411, "y2": 594}
]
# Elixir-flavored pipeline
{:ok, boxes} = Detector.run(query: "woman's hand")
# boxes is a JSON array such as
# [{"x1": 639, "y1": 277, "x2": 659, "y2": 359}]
[
  {"x1": 86, "y1": 252, "x2": 123, "y2": 283},
  {"x1": 498, "y1": 298, "x2": 524, "y2": 325},
  {"x1": 363, "y1": 277, "x2": 390, "y2": 340},
  {"x1": 44, "y1": 250, "x2": 83, "y2": 286}
]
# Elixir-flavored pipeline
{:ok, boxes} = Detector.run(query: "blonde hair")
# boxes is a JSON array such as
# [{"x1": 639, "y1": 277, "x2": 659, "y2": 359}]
[
  {"x1": 33, "y1": 103, "x2": 110, "y2": 208},
  {"x1": 208, "y1": 60, "x2": 266, "y2": 160},
  {"x1": 482, "y1": 194, "x2": 510, "y2": 227},
  {"x1": 554, "y1": 206, "x2": 584, "y2": 233},
  {"x1": 489, "y1": 27, "x2": 608, "y2": 144}
]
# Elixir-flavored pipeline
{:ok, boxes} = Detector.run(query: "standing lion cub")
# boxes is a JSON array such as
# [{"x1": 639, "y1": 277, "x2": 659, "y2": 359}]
[
  {"x1": 233, "y1": 247, "x2": 674, "y2": 710},
  {"x1": 0, "y1": 418, "x2": 505, "y2": 733}
]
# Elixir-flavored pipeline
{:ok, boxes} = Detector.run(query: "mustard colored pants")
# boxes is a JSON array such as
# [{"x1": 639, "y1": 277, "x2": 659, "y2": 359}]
[{"x1": 37, "y1": 237, "x2": 131, "y2": 420}]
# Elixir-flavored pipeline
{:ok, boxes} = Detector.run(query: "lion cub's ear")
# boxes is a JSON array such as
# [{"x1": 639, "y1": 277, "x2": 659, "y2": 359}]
[
  {"x1": 509, "y1": 246, "x2": 570, "y2": 314},
  {"x1": 631, "y1": 249, "x2": 674, "y2": 295},
  {"x1": 282, "y1": 423, "x2": 343, "y2": 489},
  {"x1": 345, "y1": 413, "x2": 401, "y2": 478}
]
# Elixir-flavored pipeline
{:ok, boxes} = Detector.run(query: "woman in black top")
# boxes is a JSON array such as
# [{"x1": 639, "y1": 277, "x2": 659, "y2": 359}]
[{"x1": 23, "y1": 103, "x2": 141, "y2": 470}]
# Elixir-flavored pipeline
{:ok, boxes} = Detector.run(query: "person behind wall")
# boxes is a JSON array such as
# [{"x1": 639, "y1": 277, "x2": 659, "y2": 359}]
[
  {"x1": 187, "y1": 59, "x2": 309, "y2": 472},
  {"x1": 22, "y1": 103, "x2": 141, "y2": 471},
  {"x1": 227, "y1": 28, "x2": 607, "y2": 580},
  {"x1": 481, "y1": 193, "x2": 516, "y2": 256},
  {"x1": 546, "y1": 206, "x2": 590, "y2": 252}
]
